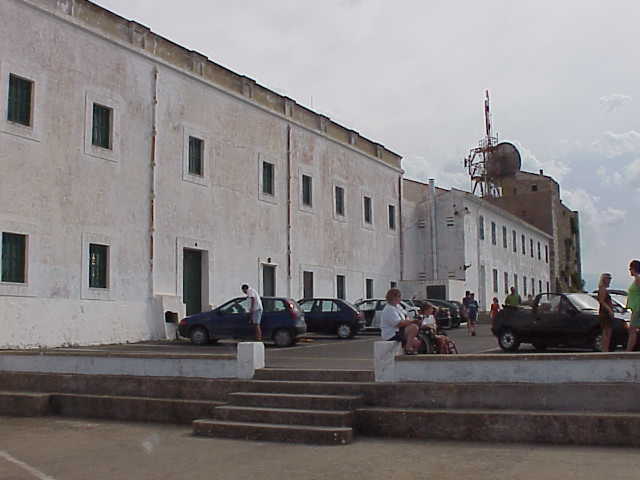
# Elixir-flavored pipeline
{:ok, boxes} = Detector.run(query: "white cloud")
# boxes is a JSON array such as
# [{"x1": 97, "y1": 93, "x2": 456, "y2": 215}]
[
  {"x1": 563, "y1": 188, "x2": 626, "y2": 230},
  {"x1": 625, "y1": 158, "x2": 640, "y2": 189},
  {"x1": 512, "y1": 141, "x2": 570, "y2": 181},
  {"x1": 592, "y1": 130, "x2": 640, "y2": 158},
  {"x1": 596, "y1": 165, "x2": 624, "y2": 187},
  {"x1": 599, "y1": 94, "x2": 632, "y2": 112}
]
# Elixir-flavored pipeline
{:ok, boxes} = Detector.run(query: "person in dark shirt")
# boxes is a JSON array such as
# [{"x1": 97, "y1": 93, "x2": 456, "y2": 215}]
[{"x1": 467, "y1": 293, "x2": 479, "y2": 336}]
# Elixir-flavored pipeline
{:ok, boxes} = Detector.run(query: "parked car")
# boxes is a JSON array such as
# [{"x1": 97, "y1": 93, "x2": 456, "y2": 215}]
[
  {"x1": 297, "y1": 298, "x2": 365, "y2": 338},
  {"x1": 590, "y1": 293, "x2": 631, "y2": 322},
  {"x1": 492, "y1": 292, "x2": 631, "y2": 352},
  {"x1": 353, "y1": 299, "x2": 418, "y2": 330},
  {"x1": 178, "y1": 296, "x2": 306, "y2": 347},
  {"x1": 591, "y1": 289, "x2": 628, "y2": 309}
]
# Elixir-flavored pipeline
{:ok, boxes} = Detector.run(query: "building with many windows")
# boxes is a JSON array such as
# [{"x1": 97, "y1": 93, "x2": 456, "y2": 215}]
[
  {"x1": 402, "y1": 179, "x2": 551, "y2": 309},
  {"x1": 0, "y1": 0, "x2": 402, "y2": 347}
]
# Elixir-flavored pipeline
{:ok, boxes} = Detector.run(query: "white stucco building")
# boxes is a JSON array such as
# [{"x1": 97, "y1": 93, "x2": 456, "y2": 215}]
[
  {"x1": 402, "y1": 179, "x2": 551, "y2": 309},
  {"x1": 0, "y1": 0, "x2": 403, "y2": 348}
]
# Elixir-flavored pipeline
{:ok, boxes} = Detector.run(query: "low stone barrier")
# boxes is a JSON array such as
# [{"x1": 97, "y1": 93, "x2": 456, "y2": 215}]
[
  {"x1": 374, "y1": 341, "x2": 640, "y2": 383},
  {"x1": 0, "y1": 342, "x2": 264, "y2": 379}
]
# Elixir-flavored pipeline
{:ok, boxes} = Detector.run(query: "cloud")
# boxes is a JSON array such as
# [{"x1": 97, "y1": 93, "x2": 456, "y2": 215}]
[
  {"x1": 563, "y1": 188, "x2": 626, "y2": 230},
  {"x1": 599, "y1": 94, "x2": 632, "y2": 112},
  {"x1": 624, "y1": 158, "x2": 640, "y2": 189},
  {"x1": 402, "y1": 153, "x2": 469, "y2": 190},
  {"x1": 592, "y1": 130, "x2": 640, "y2": 158},
  {"x1": 512, "y1": 141, "x2": 570, "y2": 181},
  {"x1": 596, "y1": 166, "x2": 624, "y2": 187}
]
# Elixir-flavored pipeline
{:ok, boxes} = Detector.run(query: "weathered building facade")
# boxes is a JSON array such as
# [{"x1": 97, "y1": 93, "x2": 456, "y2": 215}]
[
  {"x1": 490, "y1": 170, "x2": 582, "y2": 292},
  {"x1": 402, "y1": 179, "x2": 551, "y2": 309},
  {"x1": 0, "y1": 0, "x2": 402, "y2": 348}
]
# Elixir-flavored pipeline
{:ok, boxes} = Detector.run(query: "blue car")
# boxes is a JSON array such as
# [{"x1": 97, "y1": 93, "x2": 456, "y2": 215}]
[{"x1": 178, "y1": 296, "x2": 306, "y2": 347}]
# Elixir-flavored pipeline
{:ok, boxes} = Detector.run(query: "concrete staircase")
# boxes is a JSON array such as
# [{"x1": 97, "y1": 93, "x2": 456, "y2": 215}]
[{"x1": 193, "y1": 368, "x2": 371, "y2": 445}]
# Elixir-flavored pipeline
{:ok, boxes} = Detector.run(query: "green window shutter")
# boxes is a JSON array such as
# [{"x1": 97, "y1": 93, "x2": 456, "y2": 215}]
[
  {"x1": 1, "y1": 233, "x2": 27, "y2": 283},
  {"x1": 364, "y1": 197, "x2": 372, "y2": 223},
  {"x1": 188, "y1": 136, "x2": 203, "y2": 176},
  {"x1": 335, "y1": 186, "x2": 344, "y2": 216},
  {"x1": 89, "y1": 244, "x2": 108, "y2": 289},
  {"x1": 7, "y1": 75, "x2": 33, "y2": 126},
  {"x1": 388, "y1": 205, "x2": 396, "y2": 230},
  {"x1": 92, "y1": 104, "x2": 112, "y2": 149}
]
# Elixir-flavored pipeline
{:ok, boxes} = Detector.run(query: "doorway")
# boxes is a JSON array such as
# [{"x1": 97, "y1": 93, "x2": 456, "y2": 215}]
[
  {"x1": 183, "y1": 249, "x2": 202, "y2": 316},
  {"x1": 263, "y1": 264, "x2": 276, "y2": 297}
]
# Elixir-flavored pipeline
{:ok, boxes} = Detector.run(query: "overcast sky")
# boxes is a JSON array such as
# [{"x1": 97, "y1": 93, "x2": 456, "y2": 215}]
[{"x1": 95, "y1": 0, "x2": 640, "y2": 290}]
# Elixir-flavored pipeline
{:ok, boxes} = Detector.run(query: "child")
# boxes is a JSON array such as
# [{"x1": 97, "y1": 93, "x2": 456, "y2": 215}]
[
  {"x1": 490, "y1": 297, "x2": 501, "y2": 330},
  {"x1": 418, "y1": 303, "x2": 452, "y2": 354}
]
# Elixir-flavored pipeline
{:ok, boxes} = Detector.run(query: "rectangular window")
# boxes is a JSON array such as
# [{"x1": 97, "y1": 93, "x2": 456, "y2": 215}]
[
  {"x1": 539, "y1": 280, "x2": 543, "y2": 293},
  {"x1": 336, "y1": 275, "x2": 346, "y2": 300},
  {"x1": 335, "y1": 186, "x2": 345, "y2": 216},
  {"x1": 479, "y1": 216, "x2": 485, "y2": 240},
  {"x1": 523, "y1": 276, "x2": 528, "y2": 296},
  {"x1": 531, "y1": 277, "x2": 535, "y2": 296},
  {"x1": 303, "y1": 271, "x2": 314, "y2": 298},
  {"x1": 89, "y1": 243, "x2": 109, "y2": 289},
  {"x1": 502, "y1": 226, "x2": 507, "y2": 248},
  {"x1": 492, "y1": 268, "x2": 498, "y2": 293},
  {"x1": 545, "y1": 245, "x2": 549, "y2": 263},
  {"x1": 363, "y1": 196, "x2": 372, "y2": 224},
  {"x1": 7, "y1": 74, "x2": 33, "y2": 126},
  {"x1": 388, "y1": 205, "x2": 396, "y2": 230},
  {"x1": 521, "y1": 234, "x2": 526, "y2": 254},
  {"x1": 188, "y1": 136, "x2": 204, "y2": 176},
  {"x1": 262, "y1": 265, "x2": 276, "y2": 296},
  {"x1": 546, "y1": 281, "x2": 550, "y2": 293},
  {"x1": 504, "y1": 272, "x2": 509, "y2": 294},
  {"x1": 390, "y1": 281, "x2": 397, "y2": 289},
  {"x1": 514, "y1": 274, "x2": 518, "y2": 292},
  {"x1": 530, "y1": 238, "x2": 534, "y2": 258},
  {"x1": 262, "y1": 161, "x2": 274, "y2": 195},
  {"x1": 365, "y1": 278, "x2": 374, "y2": 299},
  {"x1": 512, "y1": 230, "x2": 517, "y2": 252},
  {"x1": 491, "y1": 222, "x2": 496, "y2": 245},
  {"x1": 537, "y1": 242, "x2": 541, "y2": 260},
  {"x1": 1, "y1": 232, "x2": 27, "y2": 283},
  {"x1": 302, "y1": 175, "x2": 313, "y2": 207},
  {"x1": 91, "y1": 103, "x2": 112, "y2": 149}
]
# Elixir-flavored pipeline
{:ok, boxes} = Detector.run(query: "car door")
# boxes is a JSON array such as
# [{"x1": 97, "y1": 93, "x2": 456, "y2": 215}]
[
  {"x1": 533, "y1": 294, "x2": 568, "y2": 344},
  {"x1": 357, "y1": 300, "x2": 377, "y2": 328},
  {"x1": 319, "y1": 300, "x2": 340, "y2": 333},
  {"x1": 299, "y1": 300, "x2": 318, "y2": 332},
  {"x1": 214, "y1": 297, "x2": 252, "y2": 338},
  {"x1": 372, "y1": 301, "x2": 386, "y2": 329}
]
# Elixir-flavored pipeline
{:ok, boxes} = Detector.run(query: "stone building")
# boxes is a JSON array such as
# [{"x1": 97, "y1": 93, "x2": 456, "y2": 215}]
[
  {"x1": 0, "y1": 0, "x2": 402, "y2": 348},
  {"x1": 402, "y1": 179, "x2": 551, "y2": 309},
  {"x1": 489, "y1": 170, "x2": 582, "y2": 292}
]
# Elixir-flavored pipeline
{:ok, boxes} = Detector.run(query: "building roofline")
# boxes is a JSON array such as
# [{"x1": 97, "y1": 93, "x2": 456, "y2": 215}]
[{"x1": 20, "y1": 0, "x2": 403, "y2": 171}]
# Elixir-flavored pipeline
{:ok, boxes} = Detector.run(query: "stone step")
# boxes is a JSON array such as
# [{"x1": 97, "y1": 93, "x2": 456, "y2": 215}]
[
  {"x1": 254, "y1": 368, "x2": 374, "y2": 383},
  {"x1": 228, "y1": 392, "x2": 362, "y2": 410},
  {"x1": 241, "y1": 380, "x2": 367, "y2": 396},
  {"x1": 214, "y1": 405, "x2": 353, "y2": 427},
  {"x1": 0, "y1": 391, "x2": 51, "y2": 417},
  {"x1": 50, "y1": 393, "x2": 225, "y2": 424},
  {"x1": 356, "y1": 408, "x2": 640, "y2": 447},
  {"x1": 193, "y1": 419, "x2": 353, "y2": 445}
]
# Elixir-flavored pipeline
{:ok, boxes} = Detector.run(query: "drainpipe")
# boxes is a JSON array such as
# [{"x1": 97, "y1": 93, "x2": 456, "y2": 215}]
[
  {"x1": 150, "y1": 67, "x2": 158, "y2": 289},
  {"x1": 286, "y1": 125, "x2": 292, "y2": 297},
  {"x1": 398, "y1": 175, "x2": 404, "y2": 281},
  {"x1": 428, "y1": 178, "x2": 438, "y2": 280}
]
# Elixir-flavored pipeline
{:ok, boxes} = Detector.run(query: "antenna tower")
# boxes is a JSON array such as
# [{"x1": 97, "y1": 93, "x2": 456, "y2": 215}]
[{"x1": 464, "y1": 90, "x2": 501, "y2": 198}]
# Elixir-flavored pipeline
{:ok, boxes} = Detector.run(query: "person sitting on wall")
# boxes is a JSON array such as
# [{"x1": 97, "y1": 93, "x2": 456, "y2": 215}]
[{"x1": 381, "y1": 288, "x2": 420, "y2": 354}]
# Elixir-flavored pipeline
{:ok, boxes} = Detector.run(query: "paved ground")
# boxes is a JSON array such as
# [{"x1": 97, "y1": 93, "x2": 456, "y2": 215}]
[
  {"x1": 1, "y1": 417, "x2": 639, "y2": 480},
  {"x1": 56, "y1": 323, "x2": 499, "y2": 370}
]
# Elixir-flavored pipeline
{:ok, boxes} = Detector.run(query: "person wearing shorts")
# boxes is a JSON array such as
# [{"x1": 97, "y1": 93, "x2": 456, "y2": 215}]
[
  {"x1": 381, "y1": 288, "x2": 420, "y2": 354},
  {"x1": 626, "y1": 261, "x2": 640, "y2": 351},
  {"x1": 597, "y1": 273, "x2": 614, "y2": 352},
  {"x1": 242, "y1": 284, "x2": 263, "y2": 341},
  {"x1": 467, "y1": 293, "x2": 479, "y2": 336}
]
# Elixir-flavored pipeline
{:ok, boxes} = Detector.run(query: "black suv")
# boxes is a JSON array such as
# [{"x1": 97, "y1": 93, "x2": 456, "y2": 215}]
[
  {"x1": 178, "y1": 296, "x2": 306, "y2": 347},
  {"x1": 298, "y1": 298, "x2": 365, "y2": 338}
]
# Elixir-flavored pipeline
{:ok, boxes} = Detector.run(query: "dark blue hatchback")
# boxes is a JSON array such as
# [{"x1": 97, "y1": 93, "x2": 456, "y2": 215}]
[{"x1": 178, "y1": 296, "x2": 306, "y2": 347}]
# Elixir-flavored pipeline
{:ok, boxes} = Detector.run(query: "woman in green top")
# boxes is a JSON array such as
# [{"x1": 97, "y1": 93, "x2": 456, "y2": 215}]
[{"x1": 625, "y1": 260, "x2": 640, "y2": 352}]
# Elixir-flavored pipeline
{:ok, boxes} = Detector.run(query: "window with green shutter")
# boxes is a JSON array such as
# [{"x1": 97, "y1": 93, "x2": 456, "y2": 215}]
[
  {"x1": 262, "y1": 161, "x2": 274, "y2": 195},
  {"x1": 89, "y1": 243, "x2": 109, "y2": 289},
  {"x1": 363, "y1": 196, "x2": 372, "y2": 224},
  {"x1": 335, "y1": 186, "x2": 345, "y2": 216},
  {"x1": 188, "y1": 136, "x2": 203, "y2": 176},
  {"x1": 1, "y1": 233, "x2": 27, "y2": 283},
  {"x1": 7, "y1": 74, "x2": 33, "y2": 126},
  {"x1": 92, "y1": 104, "x2": 112, "y2": 149}
]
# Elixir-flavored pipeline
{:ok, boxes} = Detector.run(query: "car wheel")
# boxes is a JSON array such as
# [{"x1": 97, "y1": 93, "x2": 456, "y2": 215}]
[
  {"x1": 190, "y1": 327, "x2": 209, "y2": 346},
  {"x1": 337, "y1": 323, "x2": 354, "y2": 339},
  {"x1": 532, "y1": 342, "x2": 547, "y2": 351},
  {"x1": 498, "y1": 329, "x2": 520, "y2": 352},
  {"x1": 272, "y1": 328, "x2": 294, "y2": 348}
]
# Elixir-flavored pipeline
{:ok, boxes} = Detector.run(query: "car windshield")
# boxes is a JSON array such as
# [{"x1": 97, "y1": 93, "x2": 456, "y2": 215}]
[{"x1": 566, "y1": 293, "x2": 600, "y2": 311}]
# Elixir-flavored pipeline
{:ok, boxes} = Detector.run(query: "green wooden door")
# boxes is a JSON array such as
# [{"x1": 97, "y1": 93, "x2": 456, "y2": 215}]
[{"x1": 183, "y1": 249, "x2": 202, "y2": 316}]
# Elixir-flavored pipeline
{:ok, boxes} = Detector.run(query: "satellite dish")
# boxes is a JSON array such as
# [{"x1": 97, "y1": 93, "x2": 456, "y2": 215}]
[{"x1": 486, "y1": 142, "x2": 521, "y2": 178}]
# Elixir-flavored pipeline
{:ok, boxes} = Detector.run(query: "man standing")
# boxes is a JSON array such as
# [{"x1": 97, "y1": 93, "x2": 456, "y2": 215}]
[
  {"x1": 241, "y1": 284, "x2": 263, "y2": 341},
  {"x1": 505, "y1": 287, "x2": 521, "y2": 307},
  {"x1": 467, "y1": 293, "x2": 479, "y2": 336}
]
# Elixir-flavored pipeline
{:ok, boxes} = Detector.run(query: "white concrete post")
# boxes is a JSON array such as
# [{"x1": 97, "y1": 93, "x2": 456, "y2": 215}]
[
  {"x1": 236, "y1": 342, "x2": 265, "y2": 379},
  {"x1": 374, "y1": 341, "x2": 401, "y2": 382}
]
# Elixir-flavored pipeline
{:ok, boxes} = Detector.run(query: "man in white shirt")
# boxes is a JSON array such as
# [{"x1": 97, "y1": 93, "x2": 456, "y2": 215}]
[
  {"x1": 241, "y1": 284, "x2": 263, "y2": 341},
  {"x1": 381, "y1": 288, "x2": 420, "y2": 354}
]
